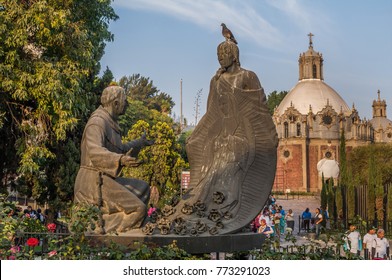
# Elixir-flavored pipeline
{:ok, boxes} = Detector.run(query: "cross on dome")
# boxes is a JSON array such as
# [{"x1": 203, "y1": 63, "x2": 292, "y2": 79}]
[{"x1": 308, "y1": 32, "x2": 314, "y2": 48}]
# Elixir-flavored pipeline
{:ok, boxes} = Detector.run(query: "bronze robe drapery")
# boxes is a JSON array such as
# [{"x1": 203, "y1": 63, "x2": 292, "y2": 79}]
[
  {"x1": 74, "y1": 106, "x2": 150, "y2": 233},
  {"x1": 175, "y1": 69, "x2": 277, "y2": 234}
]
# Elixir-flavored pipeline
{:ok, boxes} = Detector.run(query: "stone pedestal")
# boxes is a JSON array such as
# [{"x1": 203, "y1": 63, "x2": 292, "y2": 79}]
[{"x1": 88, "y1": 231, "x2": 265, "y2": 254}]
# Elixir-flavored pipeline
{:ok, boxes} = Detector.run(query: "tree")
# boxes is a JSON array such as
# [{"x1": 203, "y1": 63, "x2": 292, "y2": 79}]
[
  {"x1": 320, "y1": 173, "x2": 328, "y2": 210},
  {"x1": 0, "y1": 0, "x2": 118, "y2": 204},
  {"x1": 327, "y1": 178, "x2": 336, "y2": 222},
  {"x1": 119, "y1": 74, "x2": 174, "y2": 114},
  {"x1": 387, "y1": 185, "x2": 392, "y2": 221},
  {"x1": 338, "y1": 129, "x2": 349, "y2": 220},
  {"x1": 367, "y1": 150, "x2": 376, "y2": 221},
  {"x1": 375, "y1": 170, "x2": 384, "y2": 221},
  {"x1": 349, "y1": 145, "x2": 392, "y2": 186},
  {"x1": 177, "y1": 130, "x2": 193, "y2": 163},
  {"x1": 266, "y1": 90, "x2": 288, "y2": 115},
  {"x1": 122, "y1": 120, "x2": 188, "y2": 207},
  {"x1": 118, "y1": 74, "x2": 175, "y2": 134},
  {"x1": 346, "y1": 168, "x2": 356, "y2": 220}
]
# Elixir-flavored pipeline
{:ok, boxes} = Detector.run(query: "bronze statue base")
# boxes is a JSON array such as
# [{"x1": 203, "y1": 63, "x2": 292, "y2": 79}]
[{"x1": 87, "y1": 230, "x2": 265, "y2": 254}]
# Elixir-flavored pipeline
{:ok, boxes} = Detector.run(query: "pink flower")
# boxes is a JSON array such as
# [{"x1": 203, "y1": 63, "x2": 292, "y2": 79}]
[
  {"x1": 7, "y1": 255, "x2": 16, "y2": 260},
  {"x1": 47, "y1": 223, "x2": 56, "y2": 233},
  {"x1": 10, "y1": 246, "x2": 20, "y2": 254},
  {"x1": 48, "y1": 250, "x2": 57, "y2": 257},
  {"x1": 26, "y1": 237, "x2": 39, "y2": 247}
]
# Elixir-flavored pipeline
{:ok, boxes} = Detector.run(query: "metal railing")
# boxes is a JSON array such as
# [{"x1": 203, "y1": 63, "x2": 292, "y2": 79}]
[{"x1": 297, "y1": 216, "x2": 392, "y2": 238}]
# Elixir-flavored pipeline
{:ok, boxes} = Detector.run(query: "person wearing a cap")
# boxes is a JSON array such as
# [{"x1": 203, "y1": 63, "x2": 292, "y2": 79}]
[
  {"x1": 363, "y1": 226, "x2": 377, "y2": 259},
  {"x1": 372, "y1": 228, "x2": 390, "y2": 259},
  {"x1": 344, "y1": 223, "x2": 362, "y2": 256}
]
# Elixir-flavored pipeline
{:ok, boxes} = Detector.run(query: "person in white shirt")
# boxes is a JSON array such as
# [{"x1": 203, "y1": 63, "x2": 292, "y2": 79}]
[
  {"x1": 363, "y1": 226, "x2": 377, "y2": 259},
  {"x1": 285, "y1": 209, "x2": 295, "y2": 231},
  {"x1": 344, "y1": 224, "x2": 361, "y2": 256},
  {"x1": 314, "y1": 208, "x2": 323, "y2": 238},
  {"x1": 372, "y1": 228, "x2": 390, "y2": 259},
  {"x1": 259, "y1": 209, "x2": 273, "y2": 228}
]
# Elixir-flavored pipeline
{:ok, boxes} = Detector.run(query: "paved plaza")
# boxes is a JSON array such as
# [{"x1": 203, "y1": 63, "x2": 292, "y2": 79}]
[{"x1": 274, "y1": 195, "x2": 320, "y2": 234}]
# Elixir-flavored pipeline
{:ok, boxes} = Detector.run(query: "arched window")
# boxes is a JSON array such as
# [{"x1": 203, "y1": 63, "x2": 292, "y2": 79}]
[
  {"x1": 284, "y1": 122, "x2": 289, "y2": 138},
  {"x1": 296, "y1": 123, "x2": 301, "y2": 136},
  {"x1": 312, "y1": 64, "x2": 317, "y2": 78}
]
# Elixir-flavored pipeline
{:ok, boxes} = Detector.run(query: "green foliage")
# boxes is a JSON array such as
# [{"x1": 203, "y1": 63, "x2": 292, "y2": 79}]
[
  {"x1": 367, "y1": 150, "x2": 376, "y2": 220},
  {"x1": 250, "y1": 232, "x2": 360, "y2": 260},
  {"x1": 118, "y1": 74, "x2": 175, "y2": 134},
  {"x1": 387, "y1": 185, "x2": 392, "y2": 220},
  {"x1": 128, "y1": 241, "x2": 204, "y2": 260},
  {"x1": 0, "y1": 0, "x2": 118, "y2": 204},
  {"x1": 346, "y1": 170, "x2": 356, "y2": 220},
  {"x1": 122, "y1": 120, "x2": 188, "y2": 205},
  {"x1": 68, "y1": 204, "x2": 100, "y2": 238},
  {"x1": 375, "y1": 171, "x2": 384, "y2": 221},
  {"x1": 19, "y1": 215, "x2": 47, "y2": 233},
  {"x1": 327, "y1": 179, "x2": 336, "y2": 221},
  {"x1": 320, "y1": 174, "x2": 328, "y2": 209},
  {"x1": 339, "y1": 130, "x2": 348, "y2": 186},
  {"x1": 335, "y1": 185, "x2": 343, "y2": 219},
  {"x1": 177, "y1": 130, "x2": 193, "y2": 163},
  {"x1": 266, "y1": 90, "x2": 288, "y2": 115},
  {"x1": 0, "y1": 196, "x2": 19, "y2": 249},
  {"x1": 349, "y1": 144, "x2": 392, "y2": 186},
  {"x1": 0, "y1": 198, "x2": 205, "y2": 260}
]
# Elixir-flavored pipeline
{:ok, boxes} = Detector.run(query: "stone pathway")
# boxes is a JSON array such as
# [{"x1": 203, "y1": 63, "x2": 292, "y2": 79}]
[{"x1": 274, "y1": 195, "x2": 320, "y2": 234}]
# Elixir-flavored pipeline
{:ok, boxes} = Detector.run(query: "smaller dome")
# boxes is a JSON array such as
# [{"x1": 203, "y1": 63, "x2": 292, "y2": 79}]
[
  {"x1": 369, "y1": 117, "x2": 392, "y2": 131},
  {"x1": 276, "y1": 79, "x2": 350, "y2": 115}
]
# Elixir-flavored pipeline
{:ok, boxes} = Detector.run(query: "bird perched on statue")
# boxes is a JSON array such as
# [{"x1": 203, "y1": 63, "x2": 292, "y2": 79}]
[{"x1": 221, "y1": 23, "x2": 238, "y2": 44}]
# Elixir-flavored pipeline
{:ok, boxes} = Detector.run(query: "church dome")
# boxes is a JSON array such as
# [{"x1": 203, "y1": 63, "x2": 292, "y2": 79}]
[
  {"x1": 276, "y1": 79, "x2": 350, "y2": 115},
  {"x1": 369, "y1": 117, "x2": 392, "y2": 130},
  {"x1": 276, "y1": 33, "x2": 350, "y2": 116}
]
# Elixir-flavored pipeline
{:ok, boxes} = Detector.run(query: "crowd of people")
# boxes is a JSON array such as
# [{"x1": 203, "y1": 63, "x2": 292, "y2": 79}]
[
  {"x1": 251, "y1": 195, "x2": 295, "y2": 238},
  {"x1": 344, "y1": 224, "x2": 390, "y2": 259},
  {"x1": 251, "y1": 195, "x2": 390, "y2": 260},
  {"x1": 7, "y1": 204, "x2": 61, "y2": 226}
]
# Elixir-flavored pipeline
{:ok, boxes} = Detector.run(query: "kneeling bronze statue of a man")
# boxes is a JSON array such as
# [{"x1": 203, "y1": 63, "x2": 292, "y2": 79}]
[{"x1": 74, "y1": 85, "x2": 152, "y2": 234}]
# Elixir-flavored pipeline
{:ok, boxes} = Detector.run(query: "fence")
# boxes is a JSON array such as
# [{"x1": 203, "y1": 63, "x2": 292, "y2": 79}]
[
  {"x1": 14, "y1": 220, "x2": 69, "y2": 255},
  {"x1": 297, "y1": 216, "x2": 392, "y2": 238}
]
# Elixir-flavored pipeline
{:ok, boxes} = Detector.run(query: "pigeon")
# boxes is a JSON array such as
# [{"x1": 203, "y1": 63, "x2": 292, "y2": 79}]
[{"x1": 221, "y1": 23, "x2": 238, "y2": 44}]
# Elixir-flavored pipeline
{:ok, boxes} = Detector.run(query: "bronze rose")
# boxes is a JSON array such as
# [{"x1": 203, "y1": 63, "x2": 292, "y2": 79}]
[
  {"x1": 212, "y1": 191, "x2": 225, "y2": 204},
  {"x1": 157, "y1": 217, "x2": 171, "y2": 235},
  {"x1": 194, "y1": 220, "x2": 208, "y2": 234},
  {"x1": 193, "y1": 200, "x2": 206, "y2": 211},
  {"x1": 216, "y1": 221, "x2": 224, "y2": 229},
  {"x1": 161, "y1": 205, "x2": 176, "y2": 217},
  {"x1": 208, "y1": 209, "x2": 222, "y2": 222},
  {"x1": 209, "y1": 226, "x2": 219, "y2": 235},
  {"x1": 181, "y1": 203, "x2": 194, "y2": 215},
  {"x1": 142, "y1": 222, "x2": 156, "y2": 235}
]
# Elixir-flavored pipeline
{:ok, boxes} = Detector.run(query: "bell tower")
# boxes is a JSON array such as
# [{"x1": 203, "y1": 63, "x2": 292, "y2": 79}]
[
  {"x1": 298, "y1": 33, "x2": 324, "y2": 80},
  {"x1": 372, "y1": 90, "x2": 387, "y2": 118}
]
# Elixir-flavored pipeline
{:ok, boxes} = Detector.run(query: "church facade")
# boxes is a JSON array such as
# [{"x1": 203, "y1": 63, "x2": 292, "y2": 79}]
[{"x1": 271, "y1": 34, "x2": 383, "y2": 193}]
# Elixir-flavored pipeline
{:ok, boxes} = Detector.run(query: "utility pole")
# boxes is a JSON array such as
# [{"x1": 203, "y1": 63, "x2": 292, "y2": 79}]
[{"x1": 180, "y1": 79, "x2": 183, "y2": 131}]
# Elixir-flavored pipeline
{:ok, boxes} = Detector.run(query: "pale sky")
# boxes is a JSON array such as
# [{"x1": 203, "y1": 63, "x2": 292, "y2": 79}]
[{"x1": 100, "y1": 0, "x2": 392, "y2": 125}]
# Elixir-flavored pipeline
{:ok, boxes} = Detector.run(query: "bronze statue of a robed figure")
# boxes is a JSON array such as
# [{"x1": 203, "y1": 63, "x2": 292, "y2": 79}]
[{"x1": 170, "y1": 29, "x2": 278, "y2": 235}]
